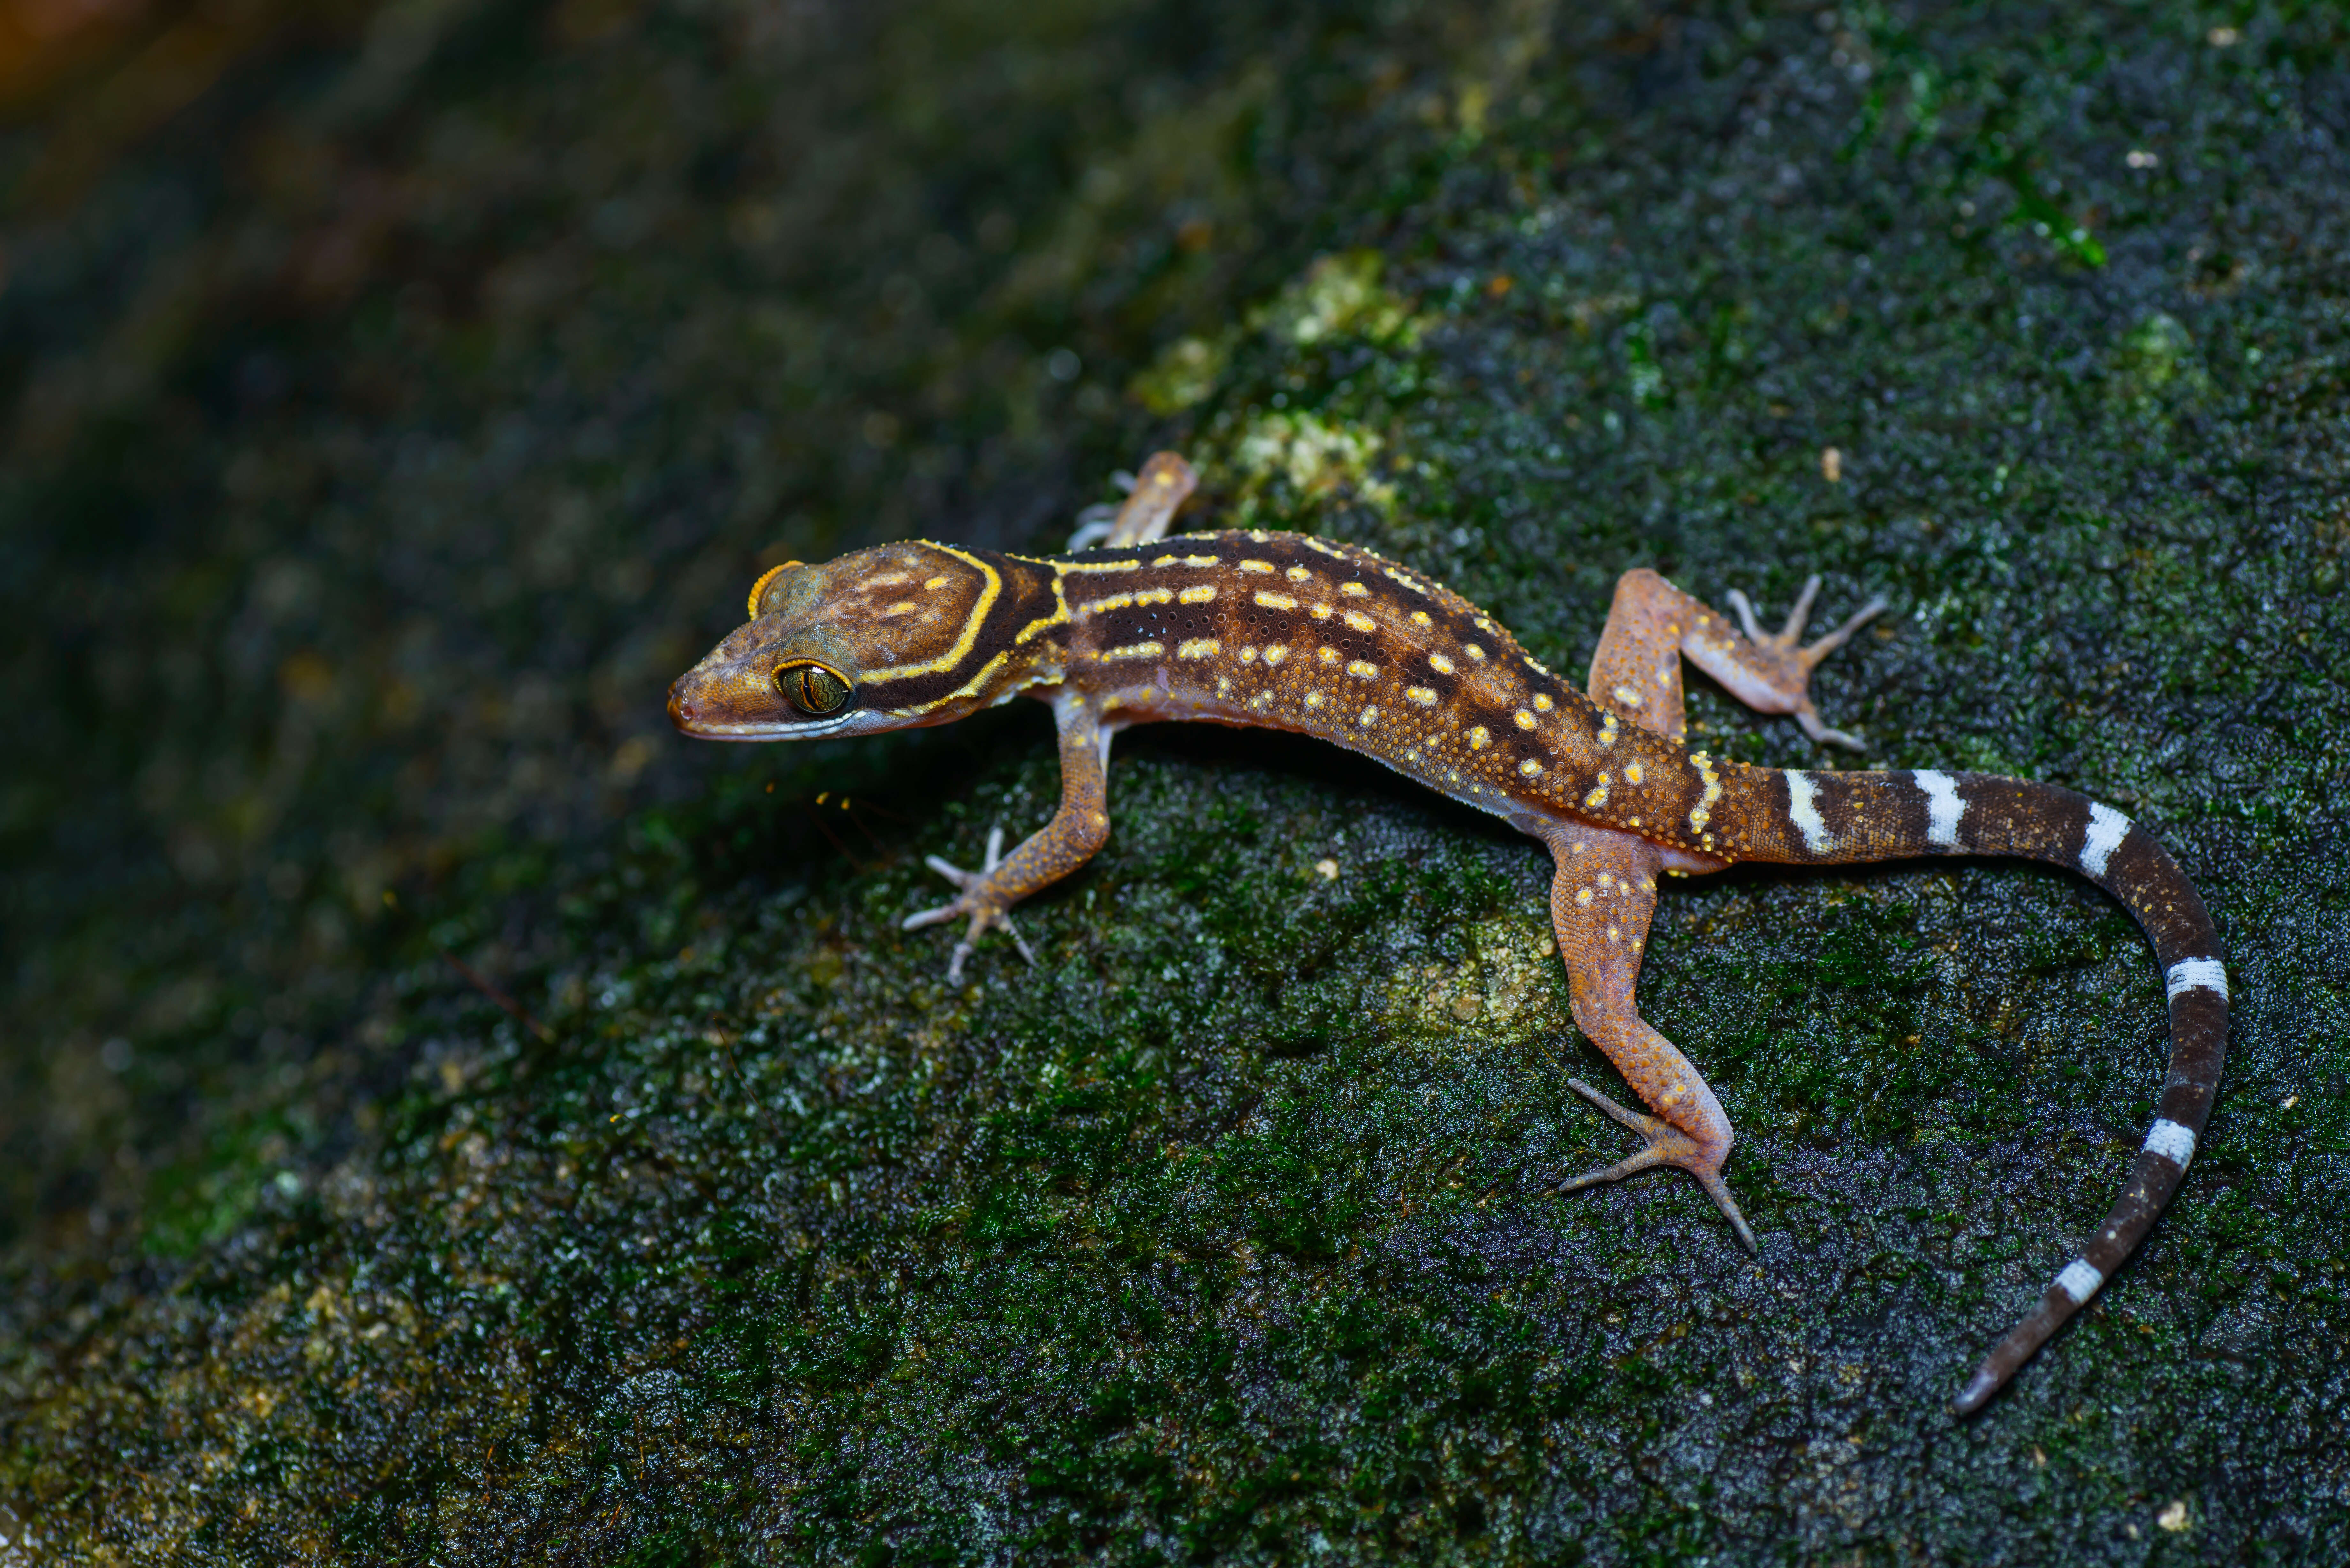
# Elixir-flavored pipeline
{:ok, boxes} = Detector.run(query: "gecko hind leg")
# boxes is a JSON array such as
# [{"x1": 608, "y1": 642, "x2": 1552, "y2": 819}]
[
  {"x1": 1552, "y1": 1077, "x2": 1757, "y2": 1252},
  {"x1": 1539, "y1": 820, "x2": 1757, "y2": 1251},
  {"x1": 1587, "y1": 567, "x2": 1885, "y2": 750},
  {"x1": 1722, "y1": 575, "x2": 1888, "y2": 748},
  {"x1": 904, "y1": 824, "x2": 1039, "y2": 983}
]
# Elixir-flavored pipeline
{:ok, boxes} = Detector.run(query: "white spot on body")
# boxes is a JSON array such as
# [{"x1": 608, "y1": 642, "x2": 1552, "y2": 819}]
[
  {"x1": 1405, "y1": 686, "x2": 1438, "y2": 706},
  {"x1": 1240, "y1": 560, "x2": 1276, "y2": 575},
  {"x1": 1304, "y1": 690, "x2": 1324, "y2": 709},
  {"x1": 1533, "y1": 693, "x2": 1554, "y2": 712},
  {"x1": 1286, "y1": 566, "x2": 1311, "y2": 582},
  {"x1": 1340, "y1": 582, "x2": 1370, "y2": 597},
  {"x1": 1103, "y1": 641, "x2": 1165, "y2": 660},
  {"x1": 1429, "y1": 652, "x2": 1456, "y2": 675},
  {"x1": 1520, "y1": 759, "x2": 1543, "y2": 777},
  {"x1": 2165, "y1": 957, "x2": 2228, "y2": 1004},
  {"x1": 1513, "y1": 710, "x2": 1536, "y2": 730},
  {"x1": 1912, "y1": 769, "x2": 1967, "y2": 848},
  {"x1": 1178, "y1": 585, "x2": 1217, "y2": 605},
  {"x1": 1318, "y1": 647, "x2": 1341, "y2": 666},
  {"x1": 1359, "y1": 706, "x2": 1379, "y2": 727},
  {"x1": 1611, "y1": 684, "x2": 1645, "y2": 708},
  {"x1": 1624, "y1": 763, "x2": 1644, "y2": 786},
  {"x1": 1467, "y1": 726, "x2": 1490, "y2": 750},
  {"x1": 1177, "y1": 638, "x2": 1220, "y2": 659},
  {"x1": 2080, "y1": 802, "x2": 2132, "y2": 877},
  {"x1": 1265, "y1": 646, "x2": 1290, "y2": 667},
  {"x1": 1346, "y1": 660, "x2": 1379, "y2": 680},
  {"x1": 1343, "y1": 609, "x2": 1377, "y2": 633},
  {"x1": 1254, "y1": 591, "x2": 1297, "y2": 611},
  {"x1": 1464, "y1": 643, "x2": 1486, "y2": 661},
  {"x1": 1785, "y1": 771, "x2": 1833, "y2": 853}
]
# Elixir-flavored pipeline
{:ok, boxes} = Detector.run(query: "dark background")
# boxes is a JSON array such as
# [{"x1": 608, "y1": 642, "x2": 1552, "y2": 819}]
[{"x1": 2, "y1": 0, "x2": 2346, "y2": 1560}]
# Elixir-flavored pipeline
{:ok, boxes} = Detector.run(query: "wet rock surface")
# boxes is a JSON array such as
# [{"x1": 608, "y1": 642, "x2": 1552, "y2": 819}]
[{"x1": 2, "y1": 1, "x2": 2345, "y2": 1561}]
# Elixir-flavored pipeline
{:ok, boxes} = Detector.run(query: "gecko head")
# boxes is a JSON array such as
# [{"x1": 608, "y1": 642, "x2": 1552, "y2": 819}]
[{"x1": 668, "y1": 541, "x2": 1016, "y2": 741}]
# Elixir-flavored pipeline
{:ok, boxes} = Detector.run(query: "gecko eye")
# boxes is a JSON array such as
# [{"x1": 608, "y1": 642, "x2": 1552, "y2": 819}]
[{"x1": 776, "y1": 661, "x2": 851, "y2": 717}]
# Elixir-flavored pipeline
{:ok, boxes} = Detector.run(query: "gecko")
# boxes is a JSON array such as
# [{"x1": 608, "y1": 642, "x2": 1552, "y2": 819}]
[{"x1": 668, "y1": 451, "x2": 2229, "y2": 1415}]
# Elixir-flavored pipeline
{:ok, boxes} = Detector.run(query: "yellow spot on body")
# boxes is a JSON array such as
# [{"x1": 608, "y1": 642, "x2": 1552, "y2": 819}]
[
  {"x1": 1152, "y1": 555, "x2": 1178, "y2": 568},
  {"x1": 1080, "y1": 592, "x2": 1135, "y2": 616},
  {"x1": 1625, "y1": 763, "x2": 1644, "y2": 785},
  {"x1": 1584, "y1": 773, "x2": 1611, "y2": 809},
  {"x1": 1136, "y1": 587, "x2": 1173, "y2": 606},
  {"x1": 1467, "y1": 726, "x2": 1490, "y2": 750},
  {"x1": 923, "y1": 574, "x2": 950, "y2": 590},
  {"x1": 1520, "y1": 758, "x2": 1543, "y2": 777},
  {"x1": 1304, "y1": 690, "x2": 1325, "y2": 709},
  {"x1": 1612, "y1": 683, "x2": 1645, "y2": 708},
  {"x1": 1177, "y1": 638, "x2": 1220, "y2": 659},
  {"x1": 1575, "y1": 887, "x2": 1593, "y2": 906},
  {"x1": 1429, "y1": 652, "x2": 1456, "y2": 675},
  {"x1": 1239, "y1": 560, "x2": 1276, "y2": 575},
  {"x1": 1343, "y1": 609, "x2": 1377, "y2": 633},
  {"x1": 1178, "y1": 584, "x2": 1217, "y2": 605},
  {"x1": 1359, "y1": 706, "x2": 1378, "y2": 727},
  {"x1": 1103, "y1": 641, "x2": 1165, "y2": 660},
  {"x1": 1318, "y1": 646, "x2": 1341, "y2": 665},
  {"x1": 1533, "y1": 693, "x2": 1554, "y2": 712},
  {"x1": 867, "y1": 572, "x2": 911, "y2": 589},
  {"x1": 1215, "y1": 676, "x2": 1232, "y2": 695},
  {"x1": 1181, "y1": 554, "x2": 1219, "y2": 568},
  {"x1": 1410, "y1": 610, "x2": 1432, "y2": 627},
  {"x1": 1286, "y1": 565, "x2": 1312, "y2": 582},
  {"x1": 1254, "y1": 590, "x2": 1298, "y2": 611},
  {"x1": 1608, "y1": 926, "x2": 1620, "y2": 942},
  {"x1": 1340, "y1": 582, "x2": 1370, "y2": 597},
  {"x1": 1311, "y1": 604, "x2": 1334, "y2": 620},
  {"x1": 1513, "y1": 710, "x2": 1537, "y2": 730},
  {"x1": 1474, "y1": 616, "x2": 1495, "y2": 632},
  {"x1": 1347, "y1": 660, "x2": 1379, "y2": 680},
  {"x1": 881, "y1": 600, "x2": 919, "y2": 618},
  {"x1": 1265, "y1": 645, "x2": 1290, "y2": 666},
  {"x1": 1250, "y1": 691, "x2": 1273, "y2": 711},
  {"x1": 1239, "y1": 646, "x2": 1259, "y2": 663},
  {"x1": 1406, "y1": 686, "x2": 1437, "y2": 705},
  {"x1": 1598, "y1": 713, "x2": 1620, "y2": 748},
  {"x1": 1249, "y1": 530, "x2": 1270, "y2": 543},
  {"x1": 1464, "y1": 643, "x2": 1486, "y2": 661}
]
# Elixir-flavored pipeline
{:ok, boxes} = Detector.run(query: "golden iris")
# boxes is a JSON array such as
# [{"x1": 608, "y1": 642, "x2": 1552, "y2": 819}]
[{"x1": 776, "y1": 662, "x2": 851, "y2": 716}]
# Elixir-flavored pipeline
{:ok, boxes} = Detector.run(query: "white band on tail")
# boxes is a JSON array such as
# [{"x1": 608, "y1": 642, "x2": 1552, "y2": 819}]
[
  {"x1": 1912, "y1": 770, "x2": 1967, "y2": 848},
  {"x1": 2079, "y1": 802, "x2": 2131, "y2": 877},
  {"x1": 2142, "y1": 1118, "x2": 2197, "y2": 1168},
  {"x1": 1785, "y1": 771, "x2": 1833, "y2": 853},
  {"x1": 2165, "y1": 957, "x2": 2229, "y2": 1005},
  {"x1": 2054, "y1": 1259, "x2": 2105, "y2": 1304}
]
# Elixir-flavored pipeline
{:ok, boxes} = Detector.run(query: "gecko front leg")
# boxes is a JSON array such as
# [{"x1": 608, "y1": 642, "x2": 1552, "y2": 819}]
[{"x1": 904, "y1": 689, "x2": 1116, "y2": 981}]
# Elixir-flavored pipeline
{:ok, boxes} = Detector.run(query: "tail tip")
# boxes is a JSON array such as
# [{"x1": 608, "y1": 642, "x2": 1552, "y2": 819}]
[{"x1": 1951, "y1": 1363, "x2": 2003, "y2": 1418}]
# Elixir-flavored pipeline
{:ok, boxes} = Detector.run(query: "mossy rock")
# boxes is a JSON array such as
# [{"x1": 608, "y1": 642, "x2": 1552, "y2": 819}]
[{"x1": 2, "y1": 1, "x2": 2346, "y2": 1562}]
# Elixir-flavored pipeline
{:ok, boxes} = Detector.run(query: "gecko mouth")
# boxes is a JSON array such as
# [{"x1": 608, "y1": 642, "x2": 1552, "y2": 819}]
[{"x1": 667, "y1": 683, "x2": 864, "y2": 741}]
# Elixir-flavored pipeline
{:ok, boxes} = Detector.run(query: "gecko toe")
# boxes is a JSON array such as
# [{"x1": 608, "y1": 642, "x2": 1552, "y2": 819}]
[{"x1": 1552, "y1": 1077, "x2": 1755, "y2": 1248}]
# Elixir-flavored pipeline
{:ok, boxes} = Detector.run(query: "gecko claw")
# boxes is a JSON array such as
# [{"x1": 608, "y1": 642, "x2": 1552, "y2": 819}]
[
  {"x1": 905, "y1": 825, "x2": 1036, "y2": 980},
  {"x1": 1727, "y1": 578, "x2": 1886, "y2": 755},
  {"x1": 1551, "y1": 1076, "x2": 1759, "y2": 1252}
]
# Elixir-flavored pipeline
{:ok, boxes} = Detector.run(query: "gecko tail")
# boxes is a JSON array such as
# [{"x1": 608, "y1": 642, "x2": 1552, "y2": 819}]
[{"x1": 1748, "y1": 767, "x2": 2229, "y2": 1415}]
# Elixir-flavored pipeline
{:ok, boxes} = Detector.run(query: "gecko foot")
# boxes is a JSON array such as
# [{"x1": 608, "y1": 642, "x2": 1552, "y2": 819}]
[
  {"x1": 1723, "y1": 575, "x2": 1888, "y2": 751},
  {"x1": 1550, "y1": 1077, "x2": 1758, "y2": 1253},
  {"x1": 903, "y1": 824, "x2": 1037, "y2": 983}
]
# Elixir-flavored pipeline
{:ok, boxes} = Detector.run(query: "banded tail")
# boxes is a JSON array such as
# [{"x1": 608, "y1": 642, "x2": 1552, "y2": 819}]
[{"x1": 1726, "y1": 765, "x2": 2228, "y2": 1414}]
